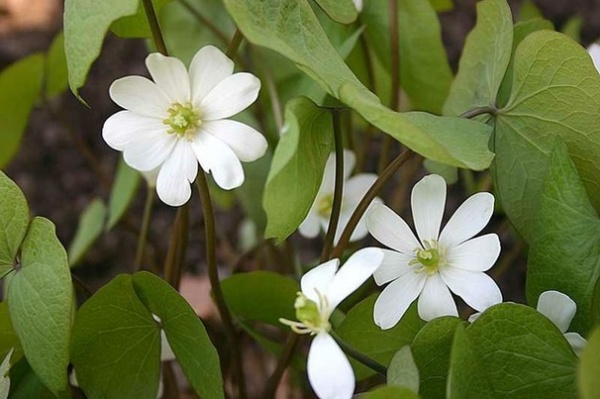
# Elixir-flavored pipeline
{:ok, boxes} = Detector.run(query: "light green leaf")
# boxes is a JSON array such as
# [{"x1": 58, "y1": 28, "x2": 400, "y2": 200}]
[
  {"x1": 8, "y1": 217, "x2": 73, "y2": 394},
  {"x1": 263, "y1": 97, "x2": 333, "y2": 241},
  {"x1": 68, "y1": 199, "x2": 107, "y2": 267},
  {"x1": 387, "y1": 346, "x2": 419, "y2": 393},
  {"x1": 0, "y1": 54, "x2": 44, "y2": 167},
  {"x1": 526, "y1": 140, "x2": 600, "y2": 333},
  {"x1": 578, "y1": 327, "x2": 600, "y2": 399},
  {"x1": 337, "y1": 295, "x2": 425, "y2": 380},
  {"x1": 313, "y1": 0, "x2": 357, "y2": 24},
  {"x1": 45, "y1": 31, "x2": 68, "y2": 98},
  {"x1": 111, "y1": 0, "x2": 173, "y2": 38},
  {"x1": 64, "y1": 0, "x2": 139, "y2": 99},
  {"x1": 443, "y1": 0, "x2": 513, "y2": 116},
  {"x1": 423, "y1": 159, "x2": 458, "y2": 185},
  {"x1": 235, "y1": 153, "x2": 271, "y2": 234},
  {"x1": 360, "y1": 385, "x2": 420, "y2": 399},
  {"x1": 221, "y1": 271, "x2": 298, "y2": 326},
  {"x1": 71, "y1": 275, "x2": 160, "y2": 399},
  {"x1": 519, "y1": 0, "x2": 543, "y2": 21},
  {"x1": 493, "y1": 30, "x2": 600, "y2": 241},
  {"x1": 107, "y1": 158, "x2": 141, "y2": 230},
  {"x1": 562, "y1": 16, "x2": 582, "y2": 42},
  {"x1": 448, "y1": 304, "x2": 578, "y2": 398},
  {"x1": 0, "y1": 303, "x2": 22, "y2": 365},
  {"x1": 0, "y1": 172, "x2": 29, "y2": 278},
  {"x1": 132, "y1": 272, "x2": 224, "y2": 399}
]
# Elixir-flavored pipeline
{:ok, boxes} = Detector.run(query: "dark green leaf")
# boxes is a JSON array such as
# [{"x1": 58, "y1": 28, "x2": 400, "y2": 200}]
[
  {"x1": 68, "y1": 199, "x2": 106, "y2": 267},
  {"x1": 45, "y1": 31, "x2": 68, "y2": 98},
  {"x1": 578, "y1": 327, "x2": 600, "y2": 399},
  {"x1": 387, "y1": 346, "x2": 419, "y2": 393},
  {"x1": 0, "y1": 172, "x2": 29, "y2": 278},
  {"x1": 360, "y1": 385, "x2": 420, "y2": 399},
  {"x1": 9, "y1": 357, "x2": 71, "y2": 399},
  {"x1": 107, "y1": 158, "x2": 141, "y2": 230}
]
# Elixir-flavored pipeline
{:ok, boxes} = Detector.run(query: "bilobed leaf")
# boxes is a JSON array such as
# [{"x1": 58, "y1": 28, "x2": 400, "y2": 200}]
[
  {"x1": 0, "y1": 53, "x2": 44, "y2": 167},
  {"x1": 526, "y1": 140, "x2": 600, "y2": 333},
  {"x1": 8, "y1": 217, "x2": 73, "y2": 394},
  {"x1": 221, "y1": 271, "x2": 298, "y2": 326},
  {"x1": 448, "y1": 304, "x2": 578, "y2": 398},
  {"x1": 71, "y1": 275, "x2": 161, "y2": 399},
  {"x1": 443, "y1": 0, "x2": 513, "y2": 116},
  {"x1": 493, "y1": 30, "x2": 600, "y2": 241},
  {"x1": 68, "y1": 199, "x2": 106, "y2": 267},
  {"x1": 337, "y1": 295, "x2": 425, "y2": 380},
  {"x1": 107, "y1": 158, "x2": 141, "y2": 230},
  {"x1": 263, "y1": 97, "x2": 333, "y2": 241},
  {"x1": 111, "y1": 0, "x2": 173, "y2": 38},
  {"x1": 45, "y1": 31, "x2": 68, "y2": 98},
  {"x1": 132, "y1": 272, "x2": 224, "y2": 399},
  {"x1": 578, "y1": 328, "x2": 600, "y2": 399},
  {"x1": 64, "y1": 0, "x2": 139, "y2": 99},
  {"x1": 361, "y1": 386, "x2": 420, "y2": 399},
  {"x1": 0, "y1": 172, "x2": 29, "y2": 278},
  {"x1": 313, "y1": 0, "x2": 357, "y2": 24},
  {"x1": 387, "y1": 346, "x2": 419, "y2": 393}
]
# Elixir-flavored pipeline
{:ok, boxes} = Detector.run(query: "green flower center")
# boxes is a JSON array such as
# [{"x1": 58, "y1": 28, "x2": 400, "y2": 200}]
[
  {"x1": 411, "y1": 240, "x2": 444, "y2": 275},
  {"x1": 317, "y1": 194, "x2": 334, "y2": 218},
  {"x1": 280, "y1": 291, "x2": 330, "y2": 335},
  {"x1": 163, "y1": 103, "x2": 201, "y2": 139}
]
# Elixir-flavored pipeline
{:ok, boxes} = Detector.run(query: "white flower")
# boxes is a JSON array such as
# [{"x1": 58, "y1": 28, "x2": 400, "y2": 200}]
[
  {"x1": 353, "y1": 0, "x2": 363, "y2": 12},
  {"x1": 537, "y1": 290, "x2": 587, "y2": 355},
  {"x1": 280, "y1": 248, "x2": 383, "y2": 399},
  {"x1": 0, "y1": 349, "x2": 13, "y2": 399},
  {"x1": 103, "y1": 45, "x2": 268, "y2": 207},
  {"x1": 366, "y1": 174, "x2": 502, "y2": 329},
  {"x1": 299, "y1": 149, "x2": 380, "y2": 244},
  {"x1": 587, "y1": 43, "x2": 600, "y2": 74}
]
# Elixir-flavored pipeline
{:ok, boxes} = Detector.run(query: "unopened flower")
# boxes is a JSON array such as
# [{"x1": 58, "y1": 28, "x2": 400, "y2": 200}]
[
  {"x1": 366, "y1": 174, "x2": 502, "y2": 329},
  {"x1": 103, "y1": 45, "x2": 268, "y2": 206},
  {"x1": 587, "y1": 43, "x2": 600, "y2": 74},
  {"x1": 280, "y1": 248, "x2": 384, "y2": 399},
  {"x1": 537, "y1": 290, "x2": 587, "y2": 355},
  {"x1": 299, "y1": 149, "x2": 380, "y2": 244}
]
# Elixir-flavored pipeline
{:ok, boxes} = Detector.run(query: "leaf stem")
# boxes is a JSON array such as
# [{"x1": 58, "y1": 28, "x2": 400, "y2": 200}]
[
  {"x1": 134, "y1": 187, "x2": 154, "y2": 271},
  {"x1": 141, "y1": 0, "x2": 168, "y2": 56},
  {"x1": 459, "y1": 106, "x2": 497, "y2": 119},
  {"x1": 329, "y1": 330, "x2": 387, "y2": 376},
  {"x1": 226, "y1": 29, "x2": 244, "y2": 59},
  {"x1": 331, "y1": 149, "x2": 413, "y2": 259}
]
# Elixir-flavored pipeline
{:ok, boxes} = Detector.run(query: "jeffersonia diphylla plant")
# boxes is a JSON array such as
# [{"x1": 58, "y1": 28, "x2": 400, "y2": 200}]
[{"x1": 0, "y1": 0, "x2": 599, "y2": 398}]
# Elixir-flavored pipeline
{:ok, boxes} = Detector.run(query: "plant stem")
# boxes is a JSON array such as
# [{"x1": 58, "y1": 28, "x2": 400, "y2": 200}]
[
  {"x1": 163, "y1": 204, "x2": 189, "y2": 289},
  {"x1": 141, "y1": 0, "x2": 168, "y2": 55},
  {"x1": 195, "y1": 172, "x2": 245, "y2": 399},
  {"x1": 263, "y1": 333, "x2": 299, "y2": 398},
  {"x1": 226, "y1": 29, "x2": 244, "y2": 59},
  {"x1": 329, "y1": 330, "x2": 387, "y2": 376},
  {"x1": 320, "y1": 108, "x2": 345, "y2": 263},
  {"x1": 134, "y1": 187, "x2": 154, "y2": 271},
  {"x1": 459, "y1": 106, "x2": 497, "y2": 119},
  {"x1": 331, "y1": 149, "x2": 412, "y2": 259}
]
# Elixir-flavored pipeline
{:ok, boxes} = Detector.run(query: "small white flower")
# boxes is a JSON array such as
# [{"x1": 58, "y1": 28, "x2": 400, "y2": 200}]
[
  {"x1": 299, "y1": 149, "x2": 380, "y2": 244},
  {"x1": 537, "y1": 290, "x2": 587, "y2": 355},
  {"x1": 366, "y1": 174, "x2": 502, "y2": 328},
  {"x1": 587, "y1": 43, "x2": 600, "y2": 74},
  {"x1": 280, "y1": 248, "x2": 384, "y2": 399},
  {"x1": 103, "y1": 45, "x2": 268, "y2": 207}
]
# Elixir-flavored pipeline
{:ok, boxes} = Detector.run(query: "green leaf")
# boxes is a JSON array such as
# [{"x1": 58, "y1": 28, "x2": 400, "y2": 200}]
[
  {"x1": 448, "y1": 303, "x2": 578, "y2": 398},
  {"x1": 0, "y1": 303, "x2": 22, "y2": 366},
  {"x1": 64, "y1": 0, "x2": 139, "y2": 100},
  {"x1": 429, "y1": 0, "x2": 453, "y2": 12},
  {"x1": 68, "y1": 199, "x2": 106, "y2": 267},
  {"x1": 313, "y1": 0, "x2": 357, "y2": 24},
  {"x1": 423, "y1": 159, "x2": 458, "y2": 185},
  {"x1": 411, "y1": 317, "x2": 463, "y2": 399},
  {"x1": 337, "y1": 295, "x2": 425, "y2": 380},
  {"x1": 443, "y1": 0, "x2": 513, "y2": 116},
  {"x1": 519, "y1": 0, "x2": 543, "y2": 21},
  {"x1": 0, "y1": 172, "x2": 29, "y2": 278},
  {"x1": 111, "y1": 0, "x2": 173, "y2": 38},
  {"x1": 0, "y1": 54, "x2": 44, "y2": 167},
  {"x1": 107, "y1": 158, "x2": 141, "y2": 230},
  {"x1": 71, "y1": 275, "x2": 160, "y2": 399},
  {"x1": 578, "y1": 327, "x2": 600, "y2": 399},
  {"x1": 493, "y1": 30, "x2": 600, "y2": 241},
  {"x1": 562, "y1": 16, "x2": 582, "y2": 42},
  {"x1": 235, "y1": 153, "x2": 271, "y2": 234},
  {"x1": 221, "y1": 271, "x2": 298, "y2": 326},
  {"x1": 387, "y1": 346, "x2": 419, "y2": 393},
  {"x1": 8, "y1": 357, "x2": 71, "y2": 399},
  {"x1": 7, "y1": 217, "x2": 73, "y2": 394},
  {"x1": 360, "y1": 385, "x2": 420, "y2": 399},
  {"x1": 526, "y1": 140, "x2": 600, "y2": 333},
  {"x1": 132, "y1": 272, "x2": 224, "y2": 399},
  {"x1": 45, "y1": 31, "x2": 68, "y2": 98},
  {"x1": 263, "y1": 97, "x2": 333, "y2": 241}
]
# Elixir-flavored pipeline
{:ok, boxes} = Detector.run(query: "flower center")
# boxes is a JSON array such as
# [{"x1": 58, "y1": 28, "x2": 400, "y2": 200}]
[
  {"x1": 279, "y1": 291, "x2": 331, "y2": 335},
  {"x1": 163, "y1": 103, "x2": 201, "y2": 139},
  {"x1": 410, "y1": 240, "x2": 444, "y2": 275},
  {"x1": 316, "y1": 194, "x2": 334, "y2": 218}
]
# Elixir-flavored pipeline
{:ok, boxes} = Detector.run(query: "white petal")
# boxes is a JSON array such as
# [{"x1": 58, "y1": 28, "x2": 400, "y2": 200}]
[
  {"x1": 301, "y1": 259, "x2": 339, "y2": 304},
  {"x1": 326, "y1": 248, "x2": 383, "y2": 311},
  {"x1": 191, "y1": 133, "x2": 244, "y2": 190},
  {"x1": 439, "y1": 192, "x2": 495, "y2": 247},
  {"x1": 373, "y1": 249, "x2": 414, "y2": 285},
  {"x1": 366, "y1": 203, "x2": 421, "y2": 254},
  {"x1": 440, "y1": 268, "x2": 502, "y2": 312},
  {"x1": 156, "y1": 141, "x2": 198, "y2": 206},
  {"x1": 109, "y1": 76, "x2": 171, "y2": 118},
  {"x1": 411, "y1": 174, "x2": 446, "y2": 243},
  {"x1": 343, "y1": 174, "x2": 377, "y2": 206},
  {"x1": 145, "y1": 53, "x2": 191, "y2": 101},
  {"x1": 202, "y1": 120, "x2": 267, "y2": 162},
  {"x1": 587, "y1": 43, "x2": 600, "y2": 74},
  {"x1": 564, "y1": 332, "x2": 587, "y2": 356},
  {"x1": 353, "y1": 0, "x2": 363, "y2": 12},
  {"x1": 307, "y1": 333, "x2": 355, "y2": 399},
  {"x1": 102, "y1": 111, "x2": 165, "y2": 151},
  {"x1": 200, "y1": 73, "x2": 261, "y2": 120},
  {"x1": 418, "y1": 274, "x2": 458, "y2": 321},
  {"x1": 189, "y1": 45, "x2": 234, "y2": 104},
  {"x1": 299, "y1": 210, "x2": 322, "y2": 238},
  {"x1": 374, "y1": 271, "x2": 426, "y2": 330},
  {"x1": 122, "y1": 132, "x2": 178, "y2": 172},
  {"x1": 445, "y1": 234, "x2": 501, "y2": 272},
  {"x1": 537, "y1": 290, "x2": 576, "y2": 333},
  {"x1": 160, "y1": 331, "x2": 176, "y2": 361}
]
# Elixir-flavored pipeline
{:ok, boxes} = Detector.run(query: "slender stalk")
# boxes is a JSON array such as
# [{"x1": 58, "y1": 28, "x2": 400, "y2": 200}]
[
  {"x1": 459, "y1": 106, "x2": 497, "y2": 119},
  {"x1": 320, "y1": 109, "x2": 345, "y2": 263},
  {"x1": 226, "y1": 29, "x2": 244, "y2": 59},
  {"x1": 195, "y1": 172, "x2": 245, "y2": 399},
  {"x1": 141, "y1": 0, "x2": 168, "y2": 55},
  {"x1": 331, "y1": 149, "x2": 413, "y2": 259},
  {"x1": 163, "y1": 204, "x2": 189, "y2": 289},
  {"x1": 263, "y1": 333, "x2": 299, "y2": 398},
  {"x1": 134, "y1": 187, "x2": 154, "y2": 271},
  {"x1": 329, "y1": 330, "x2": 387, "y2": 376}
]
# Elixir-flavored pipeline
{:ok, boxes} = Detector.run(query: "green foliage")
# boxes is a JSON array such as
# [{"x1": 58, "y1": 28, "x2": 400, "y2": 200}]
[
  {"x1": 448, "y1": 304, "x2": 578, "y2": 398},
  {"x1": 8, "y1": 358, "x2": 71, "y2": 399},
  {"x1": 361, "y1": 385, "x2": 420, "y2": 399},
  {"x1": 111, "y1": 0, "x2": 173, "y2": 38},
  {"x1": 526, "y1": 140, "x2": 600, "y2": 333},
  {"x1": 387, "y1": 346, "x2": 419, "y2": 393},
  {"x1": 313, "y1": 0, "x2": 357, "y2": 24},
  {"x1": 578, "y1": 328, "x2": 600, "y2": 399},
  {"x1": 107, "y1": 158, "x2": 141, "y2": 230},
  {"x1": 0, "y1": 303, "x2": 21, "y2": 366},
  {"x1": 68, "y1": 199, "x2": 107, "y2": 267},
  {"x1": 235, "y1": 154, "x2": 270, "y2": 234},
  {"x1": 7, "y1": 217, "x2": 73, "y2": 394},
  {"x1": 0, "y1": 172, "x2": 29, "y2": 278},
  {"x1": 45, "y1": 32, "x2": 69, "y2": 98}
]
